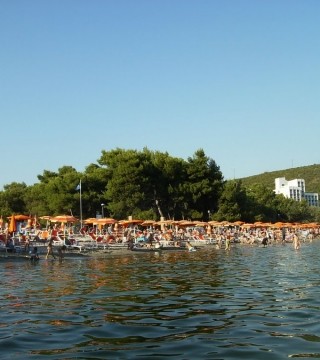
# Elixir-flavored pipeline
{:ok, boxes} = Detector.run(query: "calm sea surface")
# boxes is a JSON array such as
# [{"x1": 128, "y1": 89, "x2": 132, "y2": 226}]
[{"x1": 1, "y1": 241, "x2": 320, "y2": 359}]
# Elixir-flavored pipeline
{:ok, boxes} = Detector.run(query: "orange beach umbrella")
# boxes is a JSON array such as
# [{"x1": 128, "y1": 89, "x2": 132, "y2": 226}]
[
  {"x1": 50, "y1": 215, "x2": 78, "y2": 223},
  {"x1": 8, "y1": 215, "x2": 16, "y2": 233},
  {"x1": 84, "y1": 217, "x2": 99, "y2": 225},
  {"x1": 119, "y1": 219, "x2": 143, "y2": 227},
  {"x1": 141, "y1": 220, "x2": 156, "y2": 226},
  {"x1": 97, "y1": 218, "x2": 117, "y2": 225},
  {"x1": 39, "y1": 215, "x2": 52, "y2": 221},
  {"x1": 12, "y1": 214, "x2": 30, "y2": 221}
]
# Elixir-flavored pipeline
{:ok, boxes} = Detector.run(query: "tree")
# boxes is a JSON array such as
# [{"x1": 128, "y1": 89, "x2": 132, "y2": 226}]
[
  {"x1": 36, "y1": 166, "x2": 82, "y2": 215},
  {"x1": 214, "y1": 180, "x2": 247, "y2": 221},
  {"x1": 24, "y1": 183, "x2": 50, "y2": 216},
  {"x1": 0, "y1": 182, "x2": 28, "y2": 215},
  {"x1": 244, "y1": 183, "x2": 279, "y2": 222},
  {"x1": 98, "y1": 149, "x2": 153, "y2": 219},
  {"x1": 148, "y1": 150, "x2": 187, "y2": 220},
  {"x1": 81, "y1": 163, "x2": 110, "y2": 218},
  {"x1": 184, "y1": 149, "x2": 224, "y2": 219},
  {"x1": 276, "y1": 196, "x2": 313, "y2": 223}
]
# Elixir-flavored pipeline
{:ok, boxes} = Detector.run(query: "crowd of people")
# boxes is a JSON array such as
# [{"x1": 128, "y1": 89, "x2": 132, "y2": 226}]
[
  {"x1": 0, "y1": 222, "x2": 69, "y2": 261},
  {"x1": 78, "y1": 222, "x2": 319, "y2": 252},
  {"x1": 0, "y1": 218, "x2": 319, "y2": 259}
]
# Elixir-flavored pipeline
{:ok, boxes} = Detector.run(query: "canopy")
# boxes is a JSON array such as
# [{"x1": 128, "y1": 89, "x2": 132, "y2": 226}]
[
  {"x1": 119, "y1": 219, "x2": 143, "y2": 227},
  {"x1": 84, "y1": 217, "x2": 99, "y2": 225},
  {"x1": 50, "y1": 215, "x2": 78, "y2": 223},
  {"x1": 7, "y1": 214, "x2": 30, "y2": 221},
  {"x1": 141, "y1": 220, "x2": 156, "y2": 226},
  {"x1": 97, "y1": 218, "x2": 117, "y2": 225}
]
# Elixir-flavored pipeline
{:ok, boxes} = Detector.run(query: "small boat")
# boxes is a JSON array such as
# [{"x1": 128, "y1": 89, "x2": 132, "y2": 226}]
[
  {"x1": 131, "y1": 244, "x2": 188, "y2": 252},
  {"x1": 160, "y1": 246, "x2": 187, "y2": 251},
  {"x1": 131, "y1": 246, "x2": 161, "y2": 252}
]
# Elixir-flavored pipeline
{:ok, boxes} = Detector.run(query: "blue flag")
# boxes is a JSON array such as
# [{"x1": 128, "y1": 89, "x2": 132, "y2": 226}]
[{"x1": 75, "y1": 183, "x2": 81, "y2": 191}]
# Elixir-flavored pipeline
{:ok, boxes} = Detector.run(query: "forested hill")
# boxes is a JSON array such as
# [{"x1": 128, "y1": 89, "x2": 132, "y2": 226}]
[{"x1": 239, "y1": 164, "x2": 320, "y2": 193}]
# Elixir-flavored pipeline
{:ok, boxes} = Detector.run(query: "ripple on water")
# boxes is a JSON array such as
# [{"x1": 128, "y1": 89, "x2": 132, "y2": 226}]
[{"x1": 1, "y1": 242, "x2": 320, "y2": 359}]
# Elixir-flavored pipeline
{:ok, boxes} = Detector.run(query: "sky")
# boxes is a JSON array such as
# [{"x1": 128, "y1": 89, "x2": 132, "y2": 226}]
[{"x1": 1, "y1": 0, "x2": 320, "y2": 190}]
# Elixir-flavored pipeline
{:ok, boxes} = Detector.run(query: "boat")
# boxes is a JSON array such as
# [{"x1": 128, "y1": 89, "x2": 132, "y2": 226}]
[
  {"x1": 130, "y1": 243, "x2": 188, "y2": 252},
  {"x1": 160, "y1": 246, "x2": 188, "y2": 251},
  {"x1": 131, "y1": 246, "x2": 162, "y2": 252}
]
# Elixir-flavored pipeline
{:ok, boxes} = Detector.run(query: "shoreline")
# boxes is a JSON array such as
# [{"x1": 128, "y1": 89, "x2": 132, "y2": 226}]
[{"x1": 0, "y1": 239, "x2": 317, "y2": 261}]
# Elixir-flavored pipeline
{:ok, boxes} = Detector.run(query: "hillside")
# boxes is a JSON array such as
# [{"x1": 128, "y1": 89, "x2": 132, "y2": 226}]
[{"x1": 239, "y1": 164, "x2": 320, "y2": 193}]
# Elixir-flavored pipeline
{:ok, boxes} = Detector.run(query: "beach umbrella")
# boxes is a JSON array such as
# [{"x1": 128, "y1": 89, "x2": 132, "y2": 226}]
[
  {"x1": 97, "y1": 218, "x2": 117, "y2": 225},
  {"x1": 241, "y1": 223, "x2": 255, "y2": 228},
  {"x1": 218, "y1": 221, "x2": 231, "y2": 226},
  {"x1": 39, "y1": 215, "x2": 52, "y2": 221},
  {"x1": 18, "y1": 215, "x2": 29, "y2": 222},
  {"x1": 8, "y1": 215, "x2": 16, "y2": 234},
  {"x1": 39, "y1": 215, "x2": 52, "y2": 229},
  {"x1": 84, "y1": 217, "x2": 99, "y2": 225},
  {"x1": 272, "y1": 221, "x2": 293, "y2": 228},
  {"x1": 141, "y1": 220, "x2": 156, "y2": 226},
  {"x1": 232, "y1": 221, "x2": 245, "y2": 226},
  {"x1": 177, "y1": 220, "x2": 197, "y2": 227},
  {"x1": 194, "y1": 221, "x2": 209, "y2": 227},
  {"x1": 50, "y1": 215, "x2": 78, "y2": 236},
  {"x1": 208, "y1": 220, "x2": 220, "y2": 226},
  {"x1": 96, "y1": 218, "x2": 117, "y2": 232},
  {"x1": 170, "y1": 220, "x2": 183, "y2": 225},
  {"x1": 119, "y1": 219, "x2": 143, "y2": 227},
  {"x1": 50, "y1": 215, "x2": 78, "y2": 223},
  {"x1": 308, "y1": 222, "x2": 320, "y2": 228},
  {"x1": 11, "y1": 214, "x2": 30, "y2": 221},
  {"x1": 156, "y1": 219, "x2": 175, "y2": 225}
]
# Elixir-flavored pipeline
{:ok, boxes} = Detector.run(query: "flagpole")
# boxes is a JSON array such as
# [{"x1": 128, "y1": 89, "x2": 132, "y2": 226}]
[{"x1": 79, "y1": 179, "x2": 83, "y2": 229}]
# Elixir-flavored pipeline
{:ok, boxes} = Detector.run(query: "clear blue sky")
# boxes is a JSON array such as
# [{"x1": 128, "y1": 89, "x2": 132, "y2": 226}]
[{"x1": 1, "y1": 0, "x2": 320, "y2": 189}]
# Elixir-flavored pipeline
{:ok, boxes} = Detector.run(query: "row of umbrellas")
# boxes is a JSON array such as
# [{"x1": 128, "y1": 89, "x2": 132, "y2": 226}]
[
  {"x1": 83, "y1": 219, "x2": 320, "y2": 229},
  {"x1": 2, "y1": 215, "x2": 320, "y2": 234},
  {"x1": 1, "y1": 215, "x2": 80, "y2": 234}
]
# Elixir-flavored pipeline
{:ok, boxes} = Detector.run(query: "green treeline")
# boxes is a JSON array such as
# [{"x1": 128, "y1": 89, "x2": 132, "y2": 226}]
[{"x1": 0, "y1": 148, "x2": 319, "y2": 223}]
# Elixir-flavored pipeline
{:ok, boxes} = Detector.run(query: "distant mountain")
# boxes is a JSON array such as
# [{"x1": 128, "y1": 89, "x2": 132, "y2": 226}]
[{"x1": 239, "y1": 164, "x2": 320, "y2": 194}]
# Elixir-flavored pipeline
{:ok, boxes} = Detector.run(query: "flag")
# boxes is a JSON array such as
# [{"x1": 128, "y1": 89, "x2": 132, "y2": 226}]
[{"x1": 75, "y1": 181, "x2": 81, "y2": 191}]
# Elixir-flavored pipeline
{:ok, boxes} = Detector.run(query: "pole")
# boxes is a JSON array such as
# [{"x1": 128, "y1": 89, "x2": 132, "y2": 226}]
[{"x1": 79, "y1": 179, "x2": 83, "y2": 228}]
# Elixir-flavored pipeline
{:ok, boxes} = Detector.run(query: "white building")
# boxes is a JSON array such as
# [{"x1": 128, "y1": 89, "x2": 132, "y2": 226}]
[{"x1": 274, "y1": 177, "x2": 319, "y2": 207}]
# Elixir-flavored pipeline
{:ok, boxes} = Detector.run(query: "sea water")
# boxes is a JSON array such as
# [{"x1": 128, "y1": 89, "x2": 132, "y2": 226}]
[{"x1": 1, "y1": 241, "x2": 320, "y2": 359}]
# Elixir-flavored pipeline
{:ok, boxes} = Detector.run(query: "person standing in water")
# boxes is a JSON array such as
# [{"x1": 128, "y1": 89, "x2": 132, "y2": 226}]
[
  {"x1": 30, "y1": 246, "x2": 39, "y2": 261},
  {"x1": 58, "y1": 245, "x2": 67, "y2": 261},
  {"x1": 46, "y1": 238, "x2": 56, "y2": 259},
  {"x1": 293, "y1": 232, "x2": 300, "y2": 250},
  {"x1": 225, "y1": 236, "x2": 231, "y2": 251}
]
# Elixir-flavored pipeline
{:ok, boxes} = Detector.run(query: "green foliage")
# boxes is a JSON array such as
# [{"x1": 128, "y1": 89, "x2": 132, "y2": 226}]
[
  {"x1": 24, "y1": 183, "x2": 50, "y2": 215},
  {"x1": 148, "y1": 150, "x2": 188, "y2": 219},
  {"x1": 240, "y1": 164, "x2": 320, "y2": 193},
  {"x1": 185, "y1": 149, "x2": 224, "y2": 219},
  {"x1": 99, "y1": 149, "x2": 154, "y2": 219},
  {"x1": 82, "y1": 163, "x2": 110, "y2": 218},
  {"x1": 244, "y1": 184, "x2": 279, "y2": 222},
  {"x1": 276, "y1": 197, "x2": 313, "y2": 223},
  {"x1": 213, "y1": 180, "x2": 246, "y2": 222},
  {"x1": 0, "y1": 150, "x2": 319, "y2": 224},
  {"x1": 238, "y1": 164, "x2": 320, "y2": 223},
  {"x1": 0, "y1": 182, "x2": 28, "y2": 215}
]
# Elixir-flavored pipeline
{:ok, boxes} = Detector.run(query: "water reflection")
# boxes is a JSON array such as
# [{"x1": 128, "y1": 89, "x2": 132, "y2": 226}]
[{"x1": 1, "y1": 242, "x2": 320, "y2": 359}]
